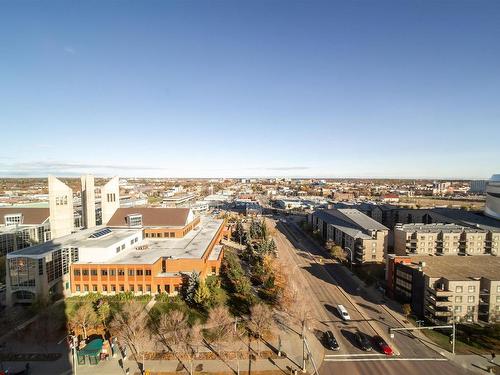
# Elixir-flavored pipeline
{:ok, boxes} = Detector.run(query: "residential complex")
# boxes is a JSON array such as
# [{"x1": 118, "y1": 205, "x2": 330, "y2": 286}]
[
  {"x1": 387, "y1": 255, "x2": 500, "y2": 324},
  {"x1": 308, "y1": 208, "x2": 389, "y2": 263},
  {"x1": 394, "y1": 223, "x2": 499, "y2": 256}
]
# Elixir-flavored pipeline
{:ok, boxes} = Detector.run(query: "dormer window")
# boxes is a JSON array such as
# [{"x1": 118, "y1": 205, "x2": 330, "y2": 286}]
[{"x1": 127, "y1": 214, "x2": 143, "y2": 227}]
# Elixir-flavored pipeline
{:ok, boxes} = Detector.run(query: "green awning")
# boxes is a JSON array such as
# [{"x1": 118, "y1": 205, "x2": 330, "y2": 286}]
[{"x1": 77, "y1": 339, "x2": 103, "y2": 357}]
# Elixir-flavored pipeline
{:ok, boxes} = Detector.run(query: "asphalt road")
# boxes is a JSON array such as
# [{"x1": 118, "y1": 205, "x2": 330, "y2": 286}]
[{"x1": 269, "y1": 216, "x2": 471, "y2": 375}]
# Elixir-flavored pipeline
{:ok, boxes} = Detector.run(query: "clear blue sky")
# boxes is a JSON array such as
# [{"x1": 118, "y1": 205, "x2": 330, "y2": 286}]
[{"x1": 1, "y1": 1, "x2": 499, "y2": 179}]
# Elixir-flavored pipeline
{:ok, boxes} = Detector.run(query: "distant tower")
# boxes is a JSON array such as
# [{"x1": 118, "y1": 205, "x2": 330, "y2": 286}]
[
  {"x1": 208, "y1": 184, "x2": 214, "y2": 195},
  {"x1": 101, "y1": 176, "x2": 120, "y2": 225},
  {"x1": 48, "y1": 175, "x2": 74, "y2": 238},
  {"x1": 81, "y1": 174, "x2": 96, "y2": 229}
]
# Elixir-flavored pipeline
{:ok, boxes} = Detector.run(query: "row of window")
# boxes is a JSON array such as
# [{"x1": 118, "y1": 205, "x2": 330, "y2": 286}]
[
  {"x1": 145, "y1": 232, "x2": 176, "y2": 238},
  {"x1": 74, "y1": 268, "x2": 152, "y2": 277},
  {"x1": 74, "y1": 283, "x2": 180, "y2": 293}
]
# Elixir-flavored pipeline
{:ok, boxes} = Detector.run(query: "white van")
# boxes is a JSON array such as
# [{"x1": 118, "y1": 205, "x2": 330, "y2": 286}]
[{"x1": 337, "y1": 304, "x2": 351, "y2": 320}]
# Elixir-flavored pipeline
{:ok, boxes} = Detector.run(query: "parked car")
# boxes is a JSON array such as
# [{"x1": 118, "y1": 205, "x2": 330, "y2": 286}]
[
  {"x1": 372, "y1": 335, "x2": 393, "y2": 356},
  {"x1": 323, "y1": 330, "x2": 340, "y2": 351},
  {"x1": 354, "y1": 331, "x2": 372, "y2": 351},
  {"x1": 337, "y1": 304, "x2": 351, "y2": 321}
]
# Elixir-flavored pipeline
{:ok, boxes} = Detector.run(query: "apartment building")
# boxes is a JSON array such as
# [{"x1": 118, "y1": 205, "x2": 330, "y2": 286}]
[
  {"x1": 309, "y1": 208, "x2": 389, "y2": 263},
  {"x1": 6, "y1": 209, "x2": 228, "y2": 306},
  {"x1": 394, "y1": 223, "x2": 496, "y2": 256},
  {"x1": 387, "y1": 255, "x2": 500, "y2": 324},
  {"x1": 0, "y1": 208, "x2": 51, "y2": 256}
]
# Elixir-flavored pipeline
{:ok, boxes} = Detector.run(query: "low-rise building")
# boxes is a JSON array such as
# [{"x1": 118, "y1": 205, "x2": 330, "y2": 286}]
[
  {"x1": 386, "y1": 255, "x2": 500, "y2": 324},
  {"x1": 308, "y1": 208, "x2": 389, "y2": 263}
]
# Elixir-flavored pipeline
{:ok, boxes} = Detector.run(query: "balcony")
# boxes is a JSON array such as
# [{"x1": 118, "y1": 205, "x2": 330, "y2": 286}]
[
  {"x1": 427, "y1": 295, "x2": 453, "y2": 307},
  {"x1": 427, "y1": 286, "x2": 453, "y2": 296},
  {"x1": 426, "y1": 305, "x2": 453, "y2": 317}
]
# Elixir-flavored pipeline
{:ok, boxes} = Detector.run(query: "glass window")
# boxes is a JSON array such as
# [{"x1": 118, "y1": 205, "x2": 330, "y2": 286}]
[
  {"x1": 455, "y1": 296, "x2": 462, "y2": 303},
  {"x1": 145, "y1": 270, "x2": 151, "y2": 276},
  {"x1": 82, "y1": 269, "x2": 89, "y2": 276},
  {"x1": 118, "y1": 269, "x2": 124, "y2": 276},
  {"x1": 93, "y1": 285, "x2": 98, "y2": 292},
  {"x1": 90, "y1": 269, "x2": 97, "y2": 276},
  {"x1": 455, "y1": 286, "x2": 463, "y2": 293},
  {"x1": 101, "y1": 269, "x2": 108, "y2": 276},
  {"x1": 84, "y1": 284, "x2": 89, "y2": 292},
  {"x1": 74, "y1": 269, "x2": 81, "y2": 277},
  {"x1": 128, "y1": 269, "x2": 135, "y2": 276},
  {"x1": 76, "y1": 284, "x2": 81, "y2": 292},
  {"x1": 110, "y1": 269, "x2": 116, "y2": 276},
  {"x1": 468, "y1": 286, "x2": 476, "y2": 293},
  {"x1": 102, "y1": 285, "x2": 108, "y2": 292},
  {"x1": 468, "y1": 296, "x2": 475, "y2": 303},
  {"x1": 136, "y1": 269, "x2": 143, "y2": 276}
]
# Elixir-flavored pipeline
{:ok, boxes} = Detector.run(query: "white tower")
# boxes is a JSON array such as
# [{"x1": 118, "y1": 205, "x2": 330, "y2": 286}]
[
  {"x1": 48, "y1": 176, "x2": 74, "y2": 239},
  {"x1": 81, "y1": 174, "x2": 96, "y2": 229},
  {"x1": 485, "y1": 174, "x2": 500, "y2": 220},
  {"x1": 101, "y1": 176, "x2": 120, "y2": 225}
]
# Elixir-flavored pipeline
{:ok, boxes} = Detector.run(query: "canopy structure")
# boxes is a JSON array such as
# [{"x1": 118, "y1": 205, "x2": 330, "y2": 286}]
[{"x1": 77, "y1": 338, "x2": 103, "y2": 365}]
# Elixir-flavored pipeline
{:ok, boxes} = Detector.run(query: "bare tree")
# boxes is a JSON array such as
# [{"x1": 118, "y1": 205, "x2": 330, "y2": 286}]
[
  {"x1": 110, "y1": 301, "x2": 151, "y2": 375},
  {"x1": 205, "y1": 305, "x2": 233, "y2": 352},
  {"x1": 157, "y1": 309, "x2": 188, "y2": 350},
  {"x1": 68, "y1": 302, "x2": 98, "y2": 340},
  {"x1": 250, "y1": 303, "x2": 273, "y2": 355},
  {"x1": 179, "y1": 322, "x2": 204, "y2": 375}
]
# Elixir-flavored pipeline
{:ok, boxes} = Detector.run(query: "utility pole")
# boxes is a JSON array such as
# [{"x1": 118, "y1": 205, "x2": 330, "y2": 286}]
[
  {"x1": 452, "y1": 321, "x2": 456, "y2": 355},
  {"x1": 344, "y1": 246, "x2": 353, "y2": 270}
]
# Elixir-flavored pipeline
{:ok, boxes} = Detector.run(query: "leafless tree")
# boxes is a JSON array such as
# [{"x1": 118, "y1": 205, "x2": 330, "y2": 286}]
[
  {"x1": 157, "y1": 309, "x2": 188, "y2": 350},
  {"x1": 110, "y1": 301, "x2": 151, "y2": 375},
  {"x1": 205, "y1": 305, "x2": 233, "y2": 352},
  {"x1": 179, "y1": 322, "x2": 204, "y2": 375},
  {"x1": 250, "y1": 303, "x2": 273, "y2": 355},
  {"x1": 68, "y1": 302, "x2": 98, "y2": 340}
]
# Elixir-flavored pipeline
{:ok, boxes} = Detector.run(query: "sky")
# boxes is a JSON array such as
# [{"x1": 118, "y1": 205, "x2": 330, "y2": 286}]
[{"x1": 0, "y1": 1, "x2": 499, "y2": 179}]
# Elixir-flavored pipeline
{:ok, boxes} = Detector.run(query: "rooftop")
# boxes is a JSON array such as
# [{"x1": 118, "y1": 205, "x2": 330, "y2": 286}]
[
  {"x1": 106, "y1": 207, "x2": 193, "y2": 228},
  {"x1": 7, "y1": 226, "x2": 141, "y2": 258},
  {"x1": 80, "y1": 217, "x2": 224, "y2": 265},
  {"x1": 395, "y1": 223, "x2": 470, "y2": 233},
  {"x1": 401, "y1": 255, "x2": 500, "y2": 281},
  {"x1": 0, "y1": 207, "x2": 50, "y2": 225}
]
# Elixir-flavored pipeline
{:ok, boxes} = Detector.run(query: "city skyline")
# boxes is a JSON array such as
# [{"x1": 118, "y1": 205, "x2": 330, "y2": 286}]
[{"x1": 1, "y1": 1, "x2": 499, "y2": 178}]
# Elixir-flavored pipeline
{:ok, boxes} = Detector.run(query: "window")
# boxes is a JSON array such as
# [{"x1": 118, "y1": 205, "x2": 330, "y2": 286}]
[
  {"x1": 90, "y1": 269, "x2": 97, "y2": 276},
  {"x1": 101, "y1": 269, "x2": 108, "y2": 276},
  {"x1": 468, "y1": 286, "x2": 476, "y2": 293},
  {"x1": 468, "y1": 296, "x2": 475, "y2": 303},
  {"x1": 454, "y1": 306, "x2": 462, "y2": 313},
  {"x1": 119, "y1": 285, "x2": 124, "y2": 292},
  {"x1": 118, "y1": 269, "x2": 125, "y2": 276},
  {"x1": 121, "y1": 244, "x2": 125, "y2": 250},
  {"x1": 38, "y1": 259, "x2": 44, "y2": 275},
  {"x1": 135, "y1": 237, "x2": 138, "y2": 243},
  {"x1": 170, "y1": 232, "x2": 175, "y2": 237},
  {"x1": 130, "y1": 285, "x2": 134, "y2": 292},
  {"x1": 211, "y1": 266, "x2": 216, "y2": 274},
  {"x1": 102, "y1": 285, "x2": 108, "y2": 292},
  {"x1": 138, "y1": 284, "x2": 143, "y2": 292},
  {"x1": 146, "y1": 284, "x2": 151, "y2": 292},
  {"x1": 76, "y1": 284, "x2": 81, "y2": 292},
  {"x1": 84, "y1": 284, "x2": 89, "y2": 292},
  {"x1": 145, "y1": 270, "x2": 151, "y2": 276},
  {"x1": 497, "y1": 285, "x2": 500, "y2": 293},
  {"x1": 128, "y1": 269, "x2": 135, "y2": 276},
  {"x1": 136, "y1": 269, "x2": 143, "y2": 276},
  {"x1": 82, "y1": 269, "x2": 89, "y2": 276},
  {"x1": 93, "y1": 285, "x2": 98, "y2": 292},
  {"x1": 110, "y1": 269, "x2": 116, "y2": 276},
  {"x1": 74, "y1": 269, "x2": 81, "y2": 277},
  {"x1": 116, "y1": 247, "x2": 121, "y2": 253},
  {"x1": 165, "y1": 285, "x2": 170, "y2": 293},
  {"x1": 111, "y1": 285, "x2": 116, "y2": 292},
  {"x1": 455, "y1": 296, "x2": 462, "y2": 303},
  {"x1": 174, "y1": 284, "x2": 179, "y2": 292},
  {"x1": 455, "y1": 286, "x2": 463, "y2": 293},
  {"x1": 371, "y1": 254, "x2": 376, "y2": 259}
]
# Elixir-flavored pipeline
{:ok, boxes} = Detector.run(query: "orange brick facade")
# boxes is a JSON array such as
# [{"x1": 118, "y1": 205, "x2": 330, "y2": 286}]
[
  {"x1": 143, "y1": 216, "x2": 201, "y2": 239},
  {"x1": 70, "y1": 220, "x2": 229, "y2": 296}
]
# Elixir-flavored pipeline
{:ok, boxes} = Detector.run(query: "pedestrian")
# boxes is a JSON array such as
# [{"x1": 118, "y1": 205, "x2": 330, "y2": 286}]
[
  {"x1": 25, "y1": 362, "x2": 30, "y2": 374},
  {"x1": 491, "y1": 352, "x2": 496, "y2": 363}
]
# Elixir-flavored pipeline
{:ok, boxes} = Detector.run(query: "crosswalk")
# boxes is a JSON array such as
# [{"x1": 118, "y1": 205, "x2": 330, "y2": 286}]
[{"x1": 324, "y1": 353, "x2": 448, "y2": 362}]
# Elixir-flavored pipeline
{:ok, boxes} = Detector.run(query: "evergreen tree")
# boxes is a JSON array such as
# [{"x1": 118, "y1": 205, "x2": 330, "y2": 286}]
[
  {"x1": 260, "y1": 219, "x2": 269, "y2": 240},
  {"x1": 234, "y1": 220, "x2": 245, "y2": 244},
  {"x1": 194, "y1": 279, "x2": 211, "y2": 309},
  {"x1": 185, "y1": 271, "x2": 200, "y2": 305}
]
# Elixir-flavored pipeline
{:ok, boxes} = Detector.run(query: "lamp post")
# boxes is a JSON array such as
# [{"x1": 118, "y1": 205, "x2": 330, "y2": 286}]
[{"x1": 344, "y1": 246, "x2": 353, "y2": 270}]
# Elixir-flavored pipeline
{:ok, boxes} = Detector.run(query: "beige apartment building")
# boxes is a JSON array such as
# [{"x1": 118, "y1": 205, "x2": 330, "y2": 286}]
[
  {"x1": 394, "y1": 223, "x2": 497, "y2": 256},
  {"x1": 387, "y1": 255, "x2": 500, "y2": 324}
]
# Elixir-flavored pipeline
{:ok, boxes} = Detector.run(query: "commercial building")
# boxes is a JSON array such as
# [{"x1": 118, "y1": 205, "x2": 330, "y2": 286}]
[
  {"x1": 5, "y1": 208, "x2": 227, "y2": 306},
  {"x1": 308, "y1": 209, "x2": 389, "y2": 263},
  {"x1": 394, "y1": 223, "x2": 499, "y2": 256},
  {"x1": 386, "y1": 255, "x2": 500, "y2": 324},
  {"x1": 469, "y1": 180, "x2": 488, "y2": 194},
  {"x1": 485, "y1": 174, "x2": 500, "y2": 220},
  {"x1": 0, "y1": 208, "x2": 51, "y2": 255}
]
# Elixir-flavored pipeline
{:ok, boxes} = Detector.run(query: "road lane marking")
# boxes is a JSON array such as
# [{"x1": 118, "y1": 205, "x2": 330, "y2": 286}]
[
  {"x1": 324, "y1": 357, "x2": 448, "y2": 362},
  {"x1": 325, "y1": 353, "x2": 386, "y2": 357}
]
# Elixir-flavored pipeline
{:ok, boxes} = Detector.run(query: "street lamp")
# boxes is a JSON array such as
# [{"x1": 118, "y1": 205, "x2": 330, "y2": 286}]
[{"x1": 344, "y1": 246, "x2": 353, "y2": 270}]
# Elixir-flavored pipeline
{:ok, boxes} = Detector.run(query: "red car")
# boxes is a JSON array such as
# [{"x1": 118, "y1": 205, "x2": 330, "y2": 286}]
[{"x1": 372, "y1": 335, "x2": 393, "y2": 356}]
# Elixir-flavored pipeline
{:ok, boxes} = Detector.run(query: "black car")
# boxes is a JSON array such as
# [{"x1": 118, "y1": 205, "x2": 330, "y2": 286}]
[
  {"x1": 354, "y1": 331, "x2": 372, "y2": 351},
  {"x1": 323, "y1": 330, "x2": 340, "y2": 351}
]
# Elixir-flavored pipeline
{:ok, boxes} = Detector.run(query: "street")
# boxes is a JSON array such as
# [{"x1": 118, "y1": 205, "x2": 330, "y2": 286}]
[{"x1": 269, "y1": 215, "x2": 472, "y2": 375}]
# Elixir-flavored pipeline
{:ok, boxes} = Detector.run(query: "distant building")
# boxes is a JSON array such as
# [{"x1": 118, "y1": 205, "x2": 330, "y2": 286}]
[
  {"x1": 469, "y1": 180, "x2": 488, "y2": 194},
  {"x1": 485, "y1": 174, "x2": 500, "y2": 220},
  {"x1": 386, "y1": 255, "x2": 500, "y2": 324},
  {"x1": 308, "y1": 208, "x2": 389, "y2": 263},
  {"x1": 162, "y1": 193, "x2": 197, "y2": 207}
]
